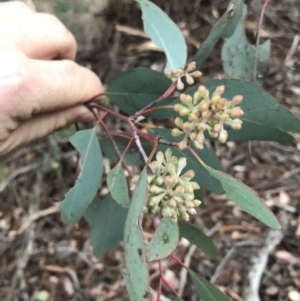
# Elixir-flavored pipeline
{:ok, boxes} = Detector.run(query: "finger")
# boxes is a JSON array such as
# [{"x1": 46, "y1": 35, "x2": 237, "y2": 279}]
[
  {"x1": 15, "y1": 58, "x2": 103, "y2": 119},
  {"x1": 0, "y1": 1, "x2": 34, "y2": 19},
  {"x1": 0, "y1": 13, "x2": 77, "y2": 60},
  {"x1": 0, "y1": 105, "x2": 94, "y2": 158}
]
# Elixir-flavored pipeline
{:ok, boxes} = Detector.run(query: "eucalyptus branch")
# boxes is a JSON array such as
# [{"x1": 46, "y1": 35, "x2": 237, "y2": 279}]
[{"x1": 99, "y1": 119, "x2": 133, "y2": 179}]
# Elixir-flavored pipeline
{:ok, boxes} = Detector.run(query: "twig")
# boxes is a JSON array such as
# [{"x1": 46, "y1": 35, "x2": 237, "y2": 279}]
[
  {"x1": 178, "y1": 222, "x2": 222, "y2": 296},
  {"x1": 17, "y1": 205, "x2": 60, "y2": 235},
  {"x1": 210, "y1": 241, "x2": 260, "y2": 284},
  {"x1": 99, "y1": 119, "x2": 133, "y2": 178},
  {"x1": 243, "y1": 230, "x2": 283, "y2": 301},
  {"x1": 0, "y1": 162, "x2": 40, "y2": 193},
  {"x1": 285, "y1": 34, "x2": 300, "y2": 64}
]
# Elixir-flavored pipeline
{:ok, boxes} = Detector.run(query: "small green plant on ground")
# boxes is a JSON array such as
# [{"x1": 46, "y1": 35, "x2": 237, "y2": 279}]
[{"x1": 59, "y1": 0, "x2": 300, "y2": 300}]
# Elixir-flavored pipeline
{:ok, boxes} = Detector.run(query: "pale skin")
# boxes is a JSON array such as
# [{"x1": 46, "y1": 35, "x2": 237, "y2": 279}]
[{"x1": 0, "y1": 1, "x2": 103, "y2": 159}]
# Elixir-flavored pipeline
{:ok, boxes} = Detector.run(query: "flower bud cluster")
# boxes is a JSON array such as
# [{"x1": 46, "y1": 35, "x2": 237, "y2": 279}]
[
  {"x1": 132, "y1": 149, "x2": 201, "y2": 223},
  {"x1": 171, "y1": 85, "x2": 244, "y2": 150},
  {"x1": 166, "y1": 61, "x2": 202, "y2": 90}
]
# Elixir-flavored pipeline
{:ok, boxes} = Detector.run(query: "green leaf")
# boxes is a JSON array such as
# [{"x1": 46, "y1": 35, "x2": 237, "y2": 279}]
[
  {"x1": 146, "y1": 128, "x2": 224, "y2": 195},
  {"x1": 194, "y1": 0, "x2": 244, "y2": 69},
  {"x1": 107, "y1": 162, "x2": 130, "y2": 208},
  {"x1": 124, "y1": 169, "x2": 149, "y2": 300},
  {"x1": 84, "y1": 195, "x2": 128, "y2": 258},
  {"x1": 146, "y1": 217, "x2": 179, "y2": 262},
  {"x1": 101, "y1": 136, "x2": 143, "y2": 166},
  {"x1": 106, "y1": 68, "x2": 175, "y2": 119},
  {"x1": 222, "y1": 5, "x2": 270, "y2": 83},
  {"x1": 136, "y1": 0, "x2": 187, "y2": 73},
  {"x1": 60, "y1": 129, "x2": 103, "y2": 224},
  {"x1": 178, "y1": 220, "x2": 217, "y2": 259},
  {"x1": 200, "y1": 161, "x2": 280, "y2": 229},
  {"x1": 189, "y1": 269, "x2": 231, "y2": 301},
  {"x1": 183, "y1": 80, "x2": 297, "y2": 142}
]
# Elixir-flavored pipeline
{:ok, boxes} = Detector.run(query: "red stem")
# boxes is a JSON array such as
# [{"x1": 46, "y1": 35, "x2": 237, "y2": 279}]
[
  {"x1": 99, "y1": 119, "x2": 133, "y2": 178},
  {"x1": 187, "y1": 145, "x2": 204, "y2": 164},
  {"x1": 170, "y1": 254, "x2": 186, "y2": 268},
  {"x1": 162, "y1": 276, "x2": 178, "y2": 296}
]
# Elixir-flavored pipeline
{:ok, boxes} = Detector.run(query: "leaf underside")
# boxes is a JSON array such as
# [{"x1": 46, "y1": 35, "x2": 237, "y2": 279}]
[{"x1": 60, "y1": 129, "x2": 103, "y2": 224}]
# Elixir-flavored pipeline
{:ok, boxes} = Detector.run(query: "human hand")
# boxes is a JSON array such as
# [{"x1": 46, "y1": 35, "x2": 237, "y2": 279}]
[{"x1": 0, "y1": 1, "x2": 103, "y2": 159}]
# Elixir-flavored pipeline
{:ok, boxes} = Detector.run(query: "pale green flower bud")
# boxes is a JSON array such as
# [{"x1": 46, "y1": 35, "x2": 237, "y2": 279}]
[
  {"x1": 185, "y1": 74, "x2": 194, "y2": 85},
  {"x1": 213, "y1": 124, "x2": 222, "y2": 133},
  {"x1": 168, "y1": 199, "x2": 177, "y2": 208},
  {"x1": 151, "y1": 161, "x2": 160, "y2": 172},
  {"x1": 188, "y1": 112, "x2": 198, "y2": 122},
  {"x1": 202, "y1": 110, "x2": 212, "y2": 119},
  {"x1": 175, "y1": 117, "x2": 183, "y2": 127},
  {"x1": 171, "y1": 68, "x2": 180, "y2": 76},
  {"x1": 166, "y1": 162, "x2": 176, "y2": 174},
  {"x1": 187, "y1": 208, "x2": 197, "y2": 215},
  {"x1": 213, "y1": 85, "x2": 225, "y2": 95},
  {"x1": 178, "y1": 138, "x2": 188, "y2": 150},
  {"x1": 179, "y1": 107, "x2": 191, "y2": 116},
  {"x1": 208, "y1": 129, "x2": 218, "y2": 138},
  {"x1": 156, "y1": 151, "x2": 164, "y2": 165},
  {"x1": 186, "y1": 61, "x2": 196, "y2": 72},
  {"x1": 150, "y1": 193, "x2": 164, "y2": 206},
  {"x1": 182, "y1": 170, "x2": 195, "y2": 179},
  {"x1": 231, "y1": 95, "x2": 243, "y2": 105},
  {"x1": 171, "y1": 128, "x2": 184, "y2": 137},
  {"x1": 177, "y1": 203, "x2": 186, "y2": 214},
  {"x1": 211, "y1": 94, "x2": 221, "y2": 105},
  {"x1": 219, "y1": 98, "x2": 228, "y2": 107},
  {"x1": 174, "y1": 104, "x2": 188, "y2": 114},
  {"x1": 149, "y1": 185, "x2": 165, "y2": 194},
  {"x1": 190, "y1": 132, "x2": 197, "y2": 140},
  {"x1": 197, "y1": 122, "x2": 207, "y2": 131},
  {"x1": 199, "y1": 101, "x2": 209, "y2": 112},
  {"x1": 182, "y1": 212, "x2": 189, "y2": 221},
  {"x1": 196, "y1": 132, "x2": 205, "y2": 144},
  {"x1": 165, "y1": 148, "x2": 172, "y2": 161},
  {"x1": 155, "y1": 177, "x2": 164, "y2": 186},
  {"x1": 220, "y1": 113, "x2": 229, "y2": 122},
  {"x1": 189, "y1": 71, "x2": 202, "y2": 78},
  {"x1": 177, "y1": 78, "x2": 184, "y2": 90},
  {"x1": 171, "y1": 214, "x2": 178, "y2": 223},
  {"x1": 185, "y1": 185, "x2": 194, "y2": 194},
  {"x1": 193, "y1": 199, "x2": 202, "y2": 207},
  {"x1": 219, "y1": 129, "x2": 228, "y2": 143},
  {"x1": 177, "y1": 157, "x2": 187, "y2": 175},
  {"x1": 186, "y1": 201, "x2": 195, "y2": 208},
  {"x1": 229, "y1": 119, "x2": 243, "y2": 130},
  {"x1": 183, "y1": 95, "x2": 193, "y2": 107},
  {"x1": 198, "y1": 85, "x2": 208, "y2": 95},
  {"x1": 190, "y1": 182, "x2": 200, "y2": 190},
  {"x1": 175, "y1": 185, "x2": 185, "y2": 195},
  {"x1": 182, "y1": 122, "x2": 194, "y2": 132},
  {"x1": 229, "y1": 107, "x2": 244, "y2": 118},
  {"x1": 193, "y1": 91, "x2": 202, "y2": 104},
  {"x1": 193, "y1": 140, "x2": 204, "y2": 149}
]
